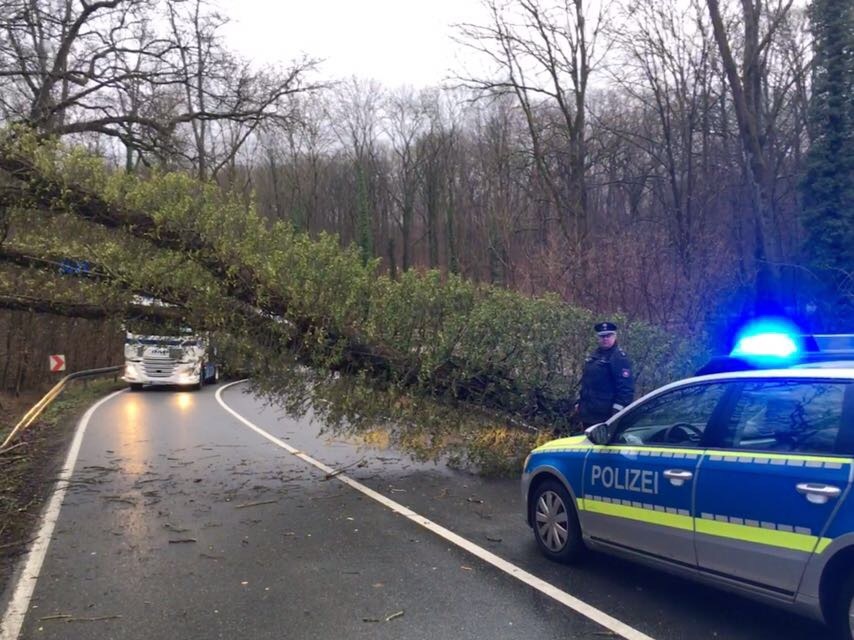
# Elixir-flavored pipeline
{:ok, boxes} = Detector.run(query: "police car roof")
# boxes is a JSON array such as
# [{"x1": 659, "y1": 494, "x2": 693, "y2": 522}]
[
  {"x1": 792, "y1": 360, "x2": 854, "y2": 369},
  {"x1": 691, "y1": 367, "x2": 854, "y2": 382},
  {"x1": 695, "y1": 355, "x2": 854, "y2": 376},
  {"x1": 695, "y1": 333, "x2": 854, "y2": 376},
  {"x1": 641, "y1": 366, "x2": 853, "y2": 403}
]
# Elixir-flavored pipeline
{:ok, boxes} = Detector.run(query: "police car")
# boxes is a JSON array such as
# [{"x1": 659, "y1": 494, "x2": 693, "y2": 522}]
[{"x1": 522, "y1": 328, "x2": 854, "y2": 638}]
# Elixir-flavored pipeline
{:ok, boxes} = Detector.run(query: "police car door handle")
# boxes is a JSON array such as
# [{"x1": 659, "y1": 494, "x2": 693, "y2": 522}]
[
  {"x1": 663, "y1": 469, "x2": 693, "y2": 487},
  {"x1": 796, "y1": 483, "x2": 841, "y2": 505}
]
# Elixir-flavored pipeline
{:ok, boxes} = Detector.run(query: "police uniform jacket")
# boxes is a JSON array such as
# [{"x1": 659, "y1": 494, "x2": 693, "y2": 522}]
[{"x1": 578, "y1": 345, "x2": 634, "y2": 424}]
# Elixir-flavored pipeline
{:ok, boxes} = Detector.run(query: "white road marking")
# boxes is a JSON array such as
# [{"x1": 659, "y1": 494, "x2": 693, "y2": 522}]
[
  {"x1": 216, "y1": 381, "x2": 656, "y2": 640},
  {"x1": 0, "y1": 389, "x2": 125, "y2": 640}
]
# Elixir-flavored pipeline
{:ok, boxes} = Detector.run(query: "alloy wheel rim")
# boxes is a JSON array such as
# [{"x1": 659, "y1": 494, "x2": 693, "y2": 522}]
[
  {"x1": 848, "y1": 594, "x2": 854, "y2": 638},
  {"x1": 535, "y1": 490, "x2": 569, "y2": 552}
]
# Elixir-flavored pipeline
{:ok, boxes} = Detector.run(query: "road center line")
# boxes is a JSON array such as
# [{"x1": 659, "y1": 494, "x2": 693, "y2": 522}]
[
  {"x1": 0, "y1": 389, "x2": 125, "y2": 640},
  {"x1": 216, "y1": 381, "x2": 656, "y2": 640}
]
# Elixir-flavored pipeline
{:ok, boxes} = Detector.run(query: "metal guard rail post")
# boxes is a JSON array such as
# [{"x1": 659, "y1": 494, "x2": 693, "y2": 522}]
[{"x1": 0, "y1": 365, "x2": 123, "y2": 453}]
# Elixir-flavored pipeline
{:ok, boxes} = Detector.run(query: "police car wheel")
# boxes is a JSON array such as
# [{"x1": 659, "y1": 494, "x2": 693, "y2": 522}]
[
  {"x1": 832, "y1": 573, "x2": 854, "y2": 639},
  {"x1": 531, "y1": 479, "x2": 584, "y2": 563}
]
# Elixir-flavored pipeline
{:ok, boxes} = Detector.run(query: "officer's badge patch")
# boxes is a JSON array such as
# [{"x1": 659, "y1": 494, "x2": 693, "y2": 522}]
[{"x1": 622, "y1": 369, "x2": 631, "y2": 378}]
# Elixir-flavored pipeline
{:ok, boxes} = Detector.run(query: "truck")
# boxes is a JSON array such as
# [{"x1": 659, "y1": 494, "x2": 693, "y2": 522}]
[{"x1": 122, "y1": 326, "x2": 218, "y2": 391}]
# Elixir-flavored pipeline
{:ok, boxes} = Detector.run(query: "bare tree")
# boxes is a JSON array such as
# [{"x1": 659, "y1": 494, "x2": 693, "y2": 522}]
[
  {"x1": 0, "y1": 0, "x2": 321, "y2": 174},
  {"x1": 255, "y1": 95, "x2": 334, "y2": 232},
  {"x1": 705, "y1": 0, "x2": 800, "y2": 308},
  {"x1": 0, "y1": 1, "x2": 165, "y2": 136},
  {"x1": 596, "y1": 0, "x2": 731, "y2": 325},
  {"x1": 420, "y1": 89, "x2": 464, "y2": 275},
  {"x1": 383, "y1": 87, "x2": 426, "y2": 273},
  {"x1": 456, "y1": 0, "x2": 608, "y2": 247},
  {"x1": 328, "y1": 77, "x2": 384, "y2": 262},
  {"x1": 164, "y1": 0, "x2": 316, "y2": 181}
]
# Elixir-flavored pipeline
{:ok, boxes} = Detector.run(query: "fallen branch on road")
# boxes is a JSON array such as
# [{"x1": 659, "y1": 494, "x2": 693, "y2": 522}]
[
  {"x1": 66, "y1": 615, "x2": 123, "y2": 623},
  {"x1": 234, "y1": 499, "x2": 277, "y2": 509}
]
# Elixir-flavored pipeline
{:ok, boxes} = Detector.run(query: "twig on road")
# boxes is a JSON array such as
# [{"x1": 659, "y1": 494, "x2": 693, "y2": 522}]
[
  {"x1": 234, "y1": 499, "x2": 278, "y2": 509},
  {"x1": 322, "y1": 458, "x2": 367, "y2": 481},
  {"x1": 134, "y1": 477, "x2": 170, "y2": 486},
  {"x1": 66, "y1": 615, "x2": 123, "y2": 623},
  {"x1": 40, "y1": 614, "x2": 123, "y2": 623}
]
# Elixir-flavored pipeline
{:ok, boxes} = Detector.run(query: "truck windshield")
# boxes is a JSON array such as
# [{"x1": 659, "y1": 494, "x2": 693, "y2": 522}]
[{"x1": 124, "y1": 320, "x2": 198, "y2": 346}]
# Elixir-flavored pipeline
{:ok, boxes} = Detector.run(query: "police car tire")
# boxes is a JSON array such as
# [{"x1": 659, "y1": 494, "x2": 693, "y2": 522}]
[
  {"x1": 832, "y1": 572, "x2": 854, "y2": 640},
  {"x1": 531, "y1": 479, "x2": 585, "y2": 563},
  {"x1": 129, "y1": 383, "x2": 143, "y2": 392}
]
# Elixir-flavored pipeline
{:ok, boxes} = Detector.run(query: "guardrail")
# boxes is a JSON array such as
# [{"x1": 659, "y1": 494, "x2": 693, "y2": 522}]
[{"x1": 0, "y1": 365, "x2": 123, "y2": 454}]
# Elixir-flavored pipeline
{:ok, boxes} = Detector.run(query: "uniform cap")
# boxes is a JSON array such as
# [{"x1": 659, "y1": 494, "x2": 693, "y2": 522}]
[{"x1": 594, "y1": 321, "x2": 618, "y2": 336}]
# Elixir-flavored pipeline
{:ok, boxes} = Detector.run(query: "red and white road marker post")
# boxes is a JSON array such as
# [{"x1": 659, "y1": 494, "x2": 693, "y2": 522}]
[{"x1": 49, "y1": 354, "x2": 66, "y2": 373}]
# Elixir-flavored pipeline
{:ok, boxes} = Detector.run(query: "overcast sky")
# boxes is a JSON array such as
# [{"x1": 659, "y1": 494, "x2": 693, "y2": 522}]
[{"x1": 222, "y1": 0, "x2": 488, "y2": 88}]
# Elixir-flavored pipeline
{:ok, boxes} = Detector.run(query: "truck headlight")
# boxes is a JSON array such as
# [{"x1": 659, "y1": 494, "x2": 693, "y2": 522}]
[{"x1": 124, "y1": 344, "x2": 144, "y2": 359}]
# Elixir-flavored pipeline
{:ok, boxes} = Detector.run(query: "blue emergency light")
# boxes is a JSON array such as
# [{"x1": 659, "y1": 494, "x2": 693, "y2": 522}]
[
  {"x1": 729, "y1": 319, "x2": 803, "y2": 359},
  {"x1": 696, "y1": 320, "x2": 853, "y2": 376},
  {"x1": 731, "y1": 332, "x2": 799, "y2": 358}
]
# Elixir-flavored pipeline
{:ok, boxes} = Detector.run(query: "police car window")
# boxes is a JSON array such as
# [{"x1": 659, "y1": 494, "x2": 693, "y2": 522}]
[
  {"x1": 611, "y1": 383, "x2": 729, "y2": 447},
  {"x1": 724, "y1": 381, "x2": 848, "y2": 455}
]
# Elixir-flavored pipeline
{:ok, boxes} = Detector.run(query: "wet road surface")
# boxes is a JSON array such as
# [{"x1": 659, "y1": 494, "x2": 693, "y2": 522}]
[{"x1": 0, "y1": 381, "x2": 831, "y2": 639}]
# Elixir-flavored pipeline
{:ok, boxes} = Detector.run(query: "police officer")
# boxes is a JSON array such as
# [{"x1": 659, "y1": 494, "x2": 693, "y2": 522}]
[{"x1": 575, "y1": 322, "x2": 634, "y2": 428}]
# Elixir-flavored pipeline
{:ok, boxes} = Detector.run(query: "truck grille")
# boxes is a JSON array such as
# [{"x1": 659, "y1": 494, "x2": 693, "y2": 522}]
[{"x1": 142, "y1": 356, "x2": 178, "y2": 378}]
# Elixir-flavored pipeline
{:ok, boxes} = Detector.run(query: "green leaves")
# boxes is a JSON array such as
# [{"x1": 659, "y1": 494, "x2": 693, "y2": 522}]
[{"x1": 1, "y1": 129, "x2": 701, "y2": 472}]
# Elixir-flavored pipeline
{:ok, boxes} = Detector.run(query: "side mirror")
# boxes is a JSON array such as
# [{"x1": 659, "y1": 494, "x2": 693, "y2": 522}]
[{"x1": 584, "y1": 422, "x2": 610, "y2": 446}]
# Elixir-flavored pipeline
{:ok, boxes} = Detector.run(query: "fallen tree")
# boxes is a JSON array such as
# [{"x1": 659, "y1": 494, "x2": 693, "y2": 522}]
[{"x1": 0, "y1": 128, "x2": 702, "y2": 471}]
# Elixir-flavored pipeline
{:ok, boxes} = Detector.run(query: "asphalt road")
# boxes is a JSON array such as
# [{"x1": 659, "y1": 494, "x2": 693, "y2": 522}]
[{"x1": 0, "y1": 381, "x2": 833, "y2": 639}]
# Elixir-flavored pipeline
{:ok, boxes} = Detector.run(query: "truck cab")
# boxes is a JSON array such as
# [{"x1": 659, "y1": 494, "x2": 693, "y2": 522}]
[{"x1": 122, "y1": 328, "x2": 218, "y2": 391}]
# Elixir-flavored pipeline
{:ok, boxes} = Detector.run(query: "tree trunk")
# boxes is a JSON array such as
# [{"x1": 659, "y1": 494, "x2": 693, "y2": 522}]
[{"x1": 706, "y1": 0, "x2": 783, "y2": 309}]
